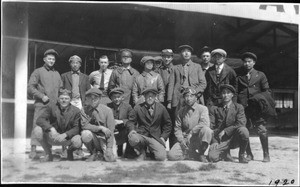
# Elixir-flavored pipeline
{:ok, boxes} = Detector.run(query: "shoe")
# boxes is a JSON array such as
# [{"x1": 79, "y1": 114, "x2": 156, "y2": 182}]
[
  {"x1": 199, "y1": 155, "x2": 208, "y2": 163},
  {"x1": 29, "y1": 146, "x2": 39, "y2": 159},
  {"x1": 224, "y1": 153, "x2": 235, "y2": 162},
  {"x1": 262, "y1": 154, "x2": 270, "y2": 162},
  {"x1": 40, "y1": 154, "x2": 53, "y2": 162},
  {"x1": 239, "y1": 155, "x2": 249, "y2": 164},
  {"x1": 85, "y1": 153, "x2": 97, "y2": 162},
  {"x1": 67, "y1": 149, "x2": 74, "y2": 161},
  {"x1": 246, "y1": 154, "x2": 254, "y2": 161}
]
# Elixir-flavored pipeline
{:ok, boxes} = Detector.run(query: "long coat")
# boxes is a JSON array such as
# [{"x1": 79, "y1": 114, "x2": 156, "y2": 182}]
[
  {"x1": 107, "y1": 102, "x2": 133, "y2": 145},
  {"x1": 61, "y1": 71, "x2": 91, "y2": 103},
  {"x1": 127, "y1": 102, "x2": 172, "y2": 146},
  {"x1": 204, "y1": 63, "x2": 237, "y2": 107},
  {"x1": 236, "y1": 68, "x2": 269, "y2": 108},
  {"x1": 168, "y1": 61, "x2": 206, "y2": 107}
]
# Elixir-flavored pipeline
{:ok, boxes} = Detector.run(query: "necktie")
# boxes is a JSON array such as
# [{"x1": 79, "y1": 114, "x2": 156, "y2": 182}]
[
  {"x1": 246, "y1": 72, "x2": 251, "y2": 81},
  {"x1": 149, "y1": 107, "x2": 154, "y2": 117},
  {"x1": 99, "y1": 70, "x2": 105, "y2": 90}
]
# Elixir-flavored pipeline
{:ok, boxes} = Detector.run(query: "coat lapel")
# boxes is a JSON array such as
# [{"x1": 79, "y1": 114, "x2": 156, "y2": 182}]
[
  {"x1": 226, "y1": 103, "x2": 236, "y2": 125},
  {"x1": 208, "y1": 66, "x2": 217, "y2": 85},
  {"x1": 141, "y1": 104, "x2": 152, "y2": 122},
  {"x1": 248, "y1": 69, "x2": 258, "y2": 86},
  {"x1": 67, "y1": 72, "x2": 73, "y2": 86},
  {"x1": 151, "y1": 103, "x2": 160, "y2": 125},
  {"x1": 219, "y1": 64, "x2": 229, "y2": 82},
  {"x1": 79, "y1": 72, "x2": 84, "y2": 85}
]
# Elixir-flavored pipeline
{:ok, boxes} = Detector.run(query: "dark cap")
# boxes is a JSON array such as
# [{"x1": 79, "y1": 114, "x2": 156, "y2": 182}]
[
  {"x1": 85, "y1": 88, "x2": 103, "y2": 97},
  {"x1": 242, "y1": 52, "x2": 257, "y2": 61},
  {"x1": 44, "y1": 49, "x2": 58, "y2": 58},
  {"x1": 109, "y1": 87, "x2": 124, "y2": 98},
  {"x1": 120, "y1": 49, "x2": 133, "y2": 57},
  {"x1": 200, "y1": 46, "x2": 211, "y2": 54},
  {"x1": 58, "y1": 88, "x2": 72, "y2": 97},
  {"x1": 141, "y1": 88, "x2": 158, "y2": 95},
  {"x1": 178, "y1": 45, "x2": 194, "y2": 53},
  {"x1": 220, "y1": 84, "x2": 236, "y2": 94},
  {"x1": 211, "y1": 48, "x2": 227, "y2": 57},
  {"x1": 161, "y1": 49, "x2": 174, "y2": 56},
  {"x1": 69, "y1": 55, "x2": 82, "y2": 63},
  {"x1": 140, "y1": 56, "x2": 155, "y2": 66},
  {"x1": 182, "y1": 87, "x2": 197, "y2": 96}
]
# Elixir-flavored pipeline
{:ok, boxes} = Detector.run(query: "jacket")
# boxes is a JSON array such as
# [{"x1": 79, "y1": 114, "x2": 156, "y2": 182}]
[
  {"x1": 209, "y1": 102, "x2": 246, "y2": 139},
  {"x1": 61, "y1": 71, "x2": 91, "y2": 103},
  {"x1": 132, "y1": 71, "x2": 165, "y2": 105},
  {"x1": 168, "y1": 60, "x2": 206, "y2": 107},
  {"x1": 204, "y1": 63, "x2": 237, "y2": 107},
  {"x1": 36, "y1": 102, "x2": 81, "y2": 139},
  {"x1": 236, "y1": 68, "x2": 270, "y2": 108},
  {"x1": 28, "y1": 65, "x2": 63, "y2": 105},
  {"x1": 127, "y1": 102, "x2": 172, "y2": 146},
  {"x1": 108, "y1": 66, "x2": 140, "y2": 105}
]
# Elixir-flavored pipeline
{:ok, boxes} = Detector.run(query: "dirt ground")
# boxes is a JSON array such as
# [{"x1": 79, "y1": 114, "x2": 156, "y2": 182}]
[{"x1": 1, "y1": 129, "x2": 299, "y2": 185}]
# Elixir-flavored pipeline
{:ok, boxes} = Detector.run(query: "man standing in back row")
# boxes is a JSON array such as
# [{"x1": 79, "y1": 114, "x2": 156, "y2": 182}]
[{"x1": 28, "y1": 49, "x2": 63, "y2": 159}]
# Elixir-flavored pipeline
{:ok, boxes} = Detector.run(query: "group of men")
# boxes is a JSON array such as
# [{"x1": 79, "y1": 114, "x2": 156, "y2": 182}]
[{"x1": 27, "y1": 45, "x2": 275, "y2": 164}]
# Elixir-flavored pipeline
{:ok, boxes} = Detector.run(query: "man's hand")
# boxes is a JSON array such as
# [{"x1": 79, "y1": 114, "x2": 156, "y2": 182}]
[
  {"x1": 49, "y1": 128, "x2": 58, "y2": 139},
  {"x1": 115, "y1": 119, "x2": 124, "y2": 125},
  {"x1": 180, "y1": 140, "x2": 188, "y2": 151},
  {"x1": 210, "y1": 142, "x2": 219, "y2": 151},
  {"x1": 218, "y1": 130, "x2": 225, "y2": 141},
  {"x1": 54, "y1": 133, "x2": 67, "y2": 142},
  {"x1": 99, "y1": 126, "x2": 112, "y2": 138},
  {"x1": 42, "y1": 95, "x2": 49, "y2": 103},
  {"x1": 167, "y1": 103, "x2": 171, "y2": 110},
  {"x1": 128, "y1": 130, "x2": 137, "y2": 139}
]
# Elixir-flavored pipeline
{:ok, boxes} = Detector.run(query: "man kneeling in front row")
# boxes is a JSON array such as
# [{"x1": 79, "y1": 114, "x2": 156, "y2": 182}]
[
  {"x1": 167, "y1": 87, "x2": 212, "y2": 162},
  {"x1": 32, "y1": 89, "x2": 82, "y2": 162},
  {"x1": 208, "y1": 84, "x2": 249, "y2": 163},
  {"x1": 80, "y1": 88, "x2": 116, "y2": 162}
]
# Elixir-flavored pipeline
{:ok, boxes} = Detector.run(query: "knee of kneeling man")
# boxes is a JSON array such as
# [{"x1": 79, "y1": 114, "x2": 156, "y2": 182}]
[
  {"x1": 33, "y1": 126, "x2": 44, "y2": 140},
  {"x1": 167, "y1": 152, "x2": 180, "y2": 161},
  {"x1": 208, "y1": 151, "x2": 219, "y2": 162},
  {"x1": 238, "y1": 127, "x2": 249, "y2": 138},
  {"x1": 155, "y1": 151, "x2": 167, "y2": 161},
  {"x1": 71, "y1": 135, "x2": 82, "y2": 148},
  {"x1": 81, "y1": 130, "x2": 93, "y2": 143}
]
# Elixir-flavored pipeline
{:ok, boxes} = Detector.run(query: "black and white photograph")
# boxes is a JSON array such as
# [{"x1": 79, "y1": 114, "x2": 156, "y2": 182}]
[{"x1": 1, "y1": 1, "x2": 299, "y2": 185}]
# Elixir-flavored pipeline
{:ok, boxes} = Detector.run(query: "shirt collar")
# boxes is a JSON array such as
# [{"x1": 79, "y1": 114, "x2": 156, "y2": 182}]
[
  {"x1": 142, "y1": 70, "x2": 154, "y2": 76},
  {"x1": 223, "y1": 101, "x2": 232, "y2": 109},
  {"x1": 43, "y1": 64, "x2": 54, "y2": 71},
  {"x1": 215, "y1": 63, "x2": 224, "y2": 70}
]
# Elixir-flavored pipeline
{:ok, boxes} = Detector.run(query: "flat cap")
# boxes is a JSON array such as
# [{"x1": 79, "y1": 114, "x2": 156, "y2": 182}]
[
  {"x1": 211, "y1": 48, "x2": 227, "y2": 57},
  {"x1": 161, "y1": 49, "x2": 174, "y2": 56},
  {"x1": 141, "y1": 87, "x2": 158, "y2": 95},
  {"x1": 178, "y1": 45, "x2": 194, "y2": 53},
  {"x1": 120, "y1": 49, "x2": 133, "y2": 57},
  {"x1": 69, "y1": 55, "x2": 82, "y2": 63},
  {"x1": 58, "y1": 88, "x2": 72, "y2": 97},
  {"x1": 85, "y1": 87, "x2": 102, "y2": 97},
  {"x1": 242, "y1": 52, "x2": 257, "y2": 61},
  {"x1": 220, "y1": 84, "x2": 236, "y2": 94},
  {"x1": 153, "y1": 56, "x2": 163, "y2": 62},
  {"x1": 182, "y1": 87, "x2": 197, "y2": 96},
  {"x1": 140, "y1": 56, "x2": 155, "y2": 66},
  {"x1": 200, "y1": 46, "x2": 211, "y2": 53},
  {"x1": 109, "y1": 87, "x2": 124, "y2": 98},
  {"x1": 44, "y1": 49, "x2": 58, "y2": 58}
]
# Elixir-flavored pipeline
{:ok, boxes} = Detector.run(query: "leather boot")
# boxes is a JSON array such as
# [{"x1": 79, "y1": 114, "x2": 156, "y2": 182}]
[
  {"x1": 259, "y1": 133, "x2": 270, "y2": 162},
  {"x1": 117, "y1": 145, "x2": 123, "y2": 157},
  {"x1": 198, "y1": 143, "x2": 208, "y2": 163},
  {"x1": 246, "y1": 141, "x2": 254, "y2": 161},
  {"x1": 124, "y1": 143, "x2": 138, "y2": 159},
  {"x1": 67, "y1": 146, "x2": 75, "y2": 161},
  {"x1": 239, "y1": 140, "x2": 249, "y2": 164},
  {"x1": 40, "y1": 148, "x2": 53, "y2": 162}
]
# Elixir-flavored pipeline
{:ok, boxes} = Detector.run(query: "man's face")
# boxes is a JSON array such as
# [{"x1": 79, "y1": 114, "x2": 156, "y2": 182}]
[
  {"x1": 145, "y1": 92, "x2": 156, "y2": 106},
  {"x1": 85, "y1": 95, "x2": 101, "y2": 109},
  {"x1": 154, "y1": 60, "x2": 162, "y2": 69},
  {"x1": 111, "y1": 93, "x2": 123, "y2": 106},
  {"x1": 211, "y1": 53, "x2": 225, "y2": 65},
  {"x1": 221, "y1": 89, "x2": 234, "y2": 103},
  {"x1": 145, "y1": 60, "x2": 154, "y2": 70},
  {"x1": 243, "y1": 57, "x2": 256, "y2": 71},
  {"x1": 99, "y1": 59, "x2": 109, "y2": 71},
  {"x1": 162, "y1": 55, "x2": 173, "y2": 66},
  {"x1": 121, "y1": 56, "x2": 132, "y2": 64},
  {"x1": 201, "y1": 52, "x2": 211, "y2": 64},
  {"x1": 181, "y1": 49, "x2": 192, "y2": 61},
  {"x1": 184, "y1": 93, "x2": 197, "y2": 106},
  {"x1": 70, "y1": 60, "x2": 81, "y2": 72},
  {"x1": 43, "y1": 54, "x2": 56, "y2": 67},
  {"x1": 58, "y1": 94, "x2": 71, "y2": 108}
]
